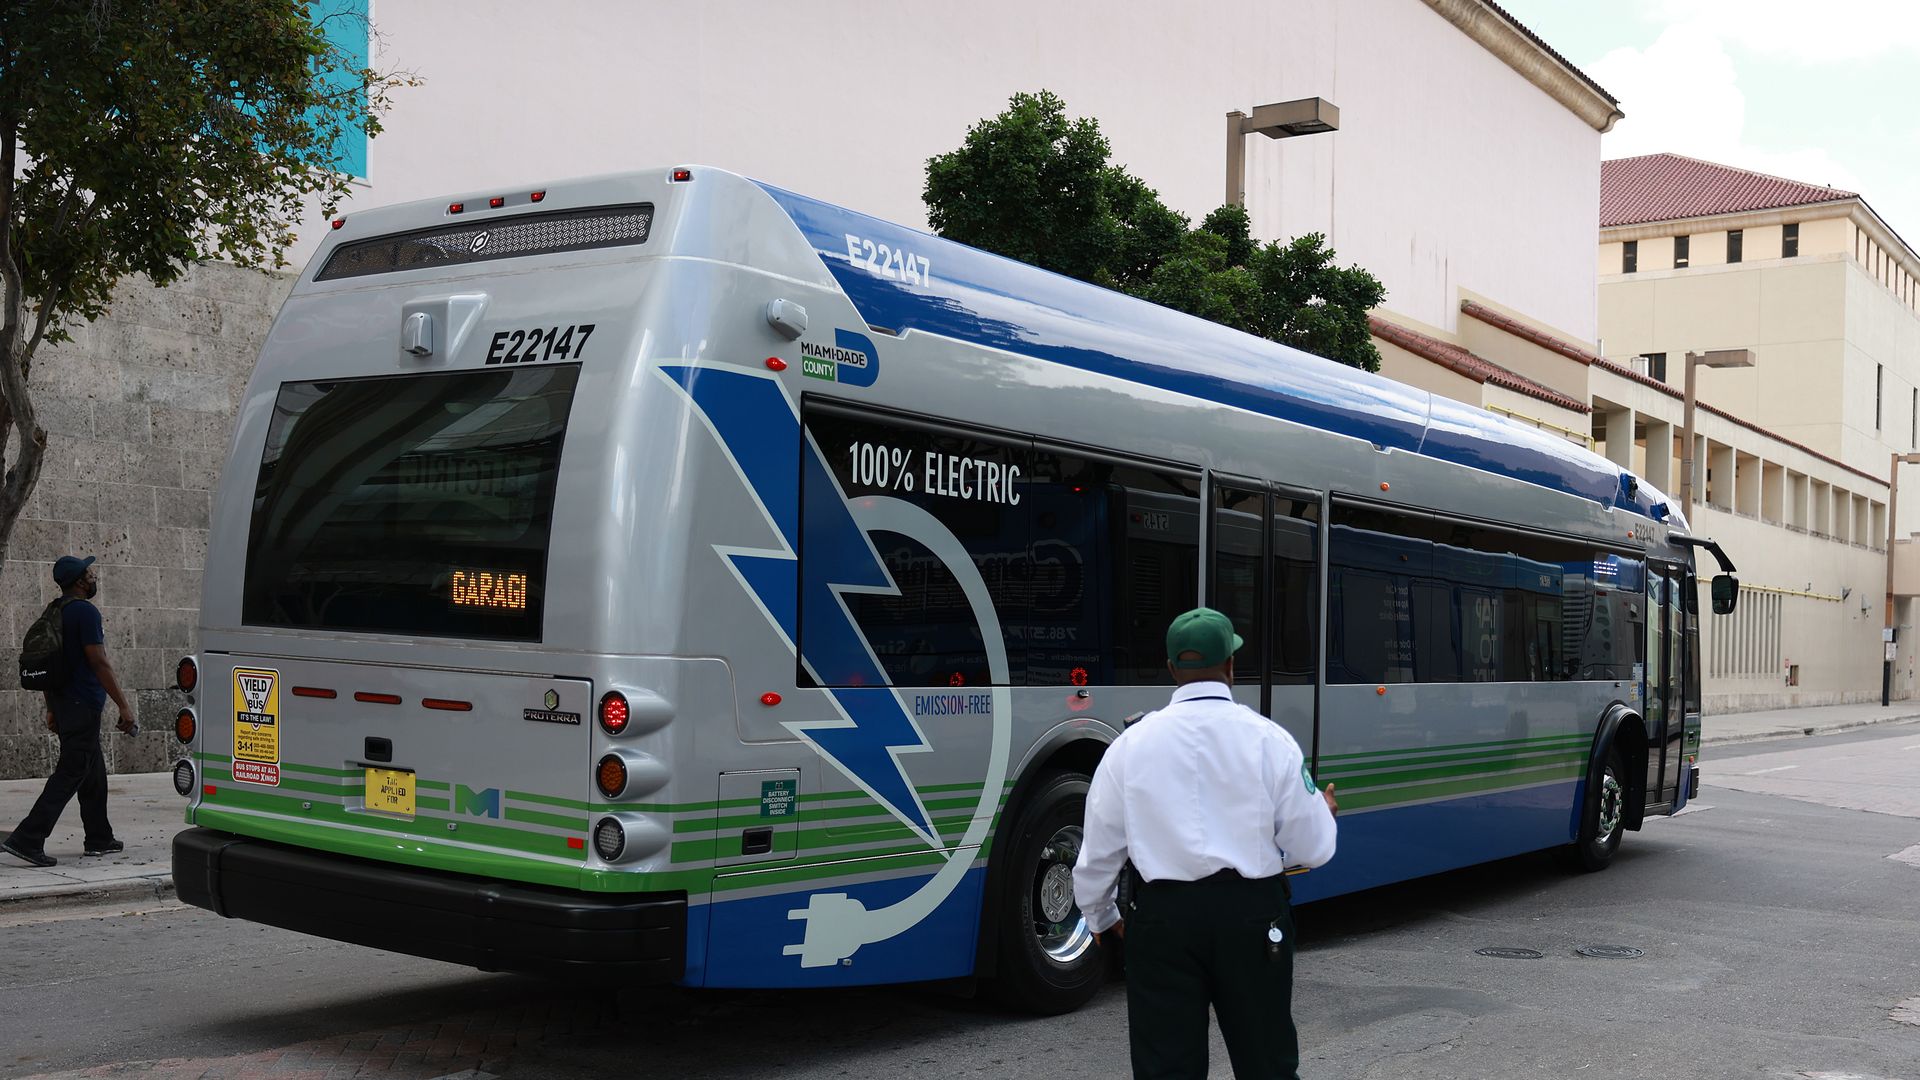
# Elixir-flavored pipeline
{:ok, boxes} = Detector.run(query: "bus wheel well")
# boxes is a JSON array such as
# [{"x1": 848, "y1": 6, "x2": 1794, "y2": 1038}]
[
  {"x1": 1610, "y1": 715, "x2": 1649, "y2": 831},
  {"x1": 972, "y1": 735, "x2": 1109, "y2": 983}
]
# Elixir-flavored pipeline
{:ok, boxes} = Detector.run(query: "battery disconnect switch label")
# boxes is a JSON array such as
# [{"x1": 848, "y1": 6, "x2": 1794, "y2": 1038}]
[{"x1": 232, "y1": 667, "x2": 281, "y2": 787}]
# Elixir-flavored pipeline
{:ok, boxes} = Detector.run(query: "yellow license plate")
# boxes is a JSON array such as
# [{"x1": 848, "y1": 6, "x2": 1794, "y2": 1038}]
[{"x1": 364, "y1": 767, "x2": 415, "y2": 818}]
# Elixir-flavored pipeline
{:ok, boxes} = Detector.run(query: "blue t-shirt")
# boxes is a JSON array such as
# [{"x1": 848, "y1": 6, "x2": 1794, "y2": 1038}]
[{"x1": 59, "y1": 599, "x2": 107, "y2": 709}]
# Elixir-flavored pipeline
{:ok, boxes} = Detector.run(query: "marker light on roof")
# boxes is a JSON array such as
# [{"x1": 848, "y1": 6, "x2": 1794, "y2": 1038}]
[
  {"x1": 671, "y1": 168, "x2": 693, "y2": 182},
  {"x1": 448, "y1": 202, "x2": 464, "y2": 214},
  {"x1": 530, "y1": 190, "x2": 546, "y2": 203},
  {"x1": 488, "y1": 196, "x2": 505, "y2": 209},
  {"x1": 330, "y1": 218, "x2": 345, "y2": 230}
]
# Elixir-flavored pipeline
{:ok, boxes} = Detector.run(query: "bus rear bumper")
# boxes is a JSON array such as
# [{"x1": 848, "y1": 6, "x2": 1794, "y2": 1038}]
[{"x1": 172, "y1": 827, "x2": 685, "y2": 982}]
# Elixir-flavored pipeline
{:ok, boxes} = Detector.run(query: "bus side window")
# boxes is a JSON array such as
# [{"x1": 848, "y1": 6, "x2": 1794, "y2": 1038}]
[
  {"x1": 1210, "y1": 484, "x2": 1266, "y2": 684},
  {"x1": 1271, "y1": 497, "x2": 1319, "y2": 686}
]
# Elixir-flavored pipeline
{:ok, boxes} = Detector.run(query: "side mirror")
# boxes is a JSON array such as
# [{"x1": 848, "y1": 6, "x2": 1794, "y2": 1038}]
[{"x1": 1711, "y1": 574, "x2": 1739, "y2": 615}]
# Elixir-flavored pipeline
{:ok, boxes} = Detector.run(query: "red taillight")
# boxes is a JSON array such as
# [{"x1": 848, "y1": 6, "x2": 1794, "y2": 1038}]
[
  {"x1": 567, "y1": 836, "x2": 585, "y2": 850},
  {"x1": 423, "y1": 698, "x2": 473, "y2": 712},
  {"x1": 596, "y1": 754, "x2": 628, "y2": 798},
  {"x1": 203, "y1": 784, "x2": 217, "y2": 797},
  {"x1": 448, "y1": 202, "x2": 464, "y2": 214},
  {"x1": 671, "y1": 168, "x2": 693, "y2": 182},
  {"x1": 330, "y1": 218, "x2": 345, "y2": 230},
  {"x1": 488, "y1": 196, "x2": 505, "y2": 209},
  {"x1": 599, "y1": 692, "x2": 629, "y2": 735},
  {"x1": 175, "y1": 709, "x2": 196, "y2": 743},
  {"x1": 355, "y1": 691, "x2": 402, "y2": 705},
  {"x1": 175, "y1": 657, "x2": 198, "y2": 693},
  {"x1": 292, "y1": 686, "x2": 337, "y2": 699},
  {"x1": 766, "y1": 357, "x2": 788, "y2": 372},
  {"x1": 760, "y1": 692, "x2": 782, "y2": 707},
  {"x1": 530, "y1": 190, "x2": 546, "y2": 203}
]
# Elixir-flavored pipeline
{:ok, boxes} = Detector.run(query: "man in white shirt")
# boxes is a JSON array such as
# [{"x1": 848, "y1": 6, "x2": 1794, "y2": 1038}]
[{"x1": 1073, "y1": 606, "x2": 1338, "y2": 1079}]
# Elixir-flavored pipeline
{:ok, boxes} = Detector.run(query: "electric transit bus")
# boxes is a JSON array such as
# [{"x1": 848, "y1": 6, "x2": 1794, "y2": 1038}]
[{"x1": 169, "y1": 166, "x2": 1738, "y2": 1014}]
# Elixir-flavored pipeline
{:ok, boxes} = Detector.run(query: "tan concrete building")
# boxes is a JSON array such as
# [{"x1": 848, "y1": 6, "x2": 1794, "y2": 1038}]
[{"x1": 1591, "y1": 153, "x2": 1920, "y2": 709}]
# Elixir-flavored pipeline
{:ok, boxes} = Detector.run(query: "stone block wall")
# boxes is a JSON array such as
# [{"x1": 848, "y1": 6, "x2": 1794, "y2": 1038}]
[{"x1": 1, "y1": 263, "x2": 293, "y2": 780}]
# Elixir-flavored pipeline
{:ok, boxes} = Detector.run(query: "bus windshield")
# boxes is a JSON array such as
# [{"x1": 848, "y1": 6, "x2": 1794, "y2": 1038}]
[{"x1": 241, "y1": 364, "x2": 580, "y2": 641}]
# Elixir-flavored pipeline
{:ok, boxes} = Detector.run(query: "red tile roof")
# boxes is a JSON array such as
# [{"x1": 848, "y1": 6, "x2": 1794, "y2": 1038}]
[
  {"x1": 1460, "y1": 300, "x2": 1595, "y2": 366},
  {"x1": 1368, "y1": 315, "x2": 1590, "y2": 415},
  {"x1": 1600, "y1": 153, "x2": 1857, "y2": 228}
]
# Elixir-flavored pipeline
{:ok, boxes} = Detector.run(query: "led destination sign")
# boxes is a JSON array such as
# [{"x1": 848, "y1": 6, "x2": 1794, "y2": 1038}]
[{"x1": 449, "y1": 569, "x2": 529, "y2": 611}]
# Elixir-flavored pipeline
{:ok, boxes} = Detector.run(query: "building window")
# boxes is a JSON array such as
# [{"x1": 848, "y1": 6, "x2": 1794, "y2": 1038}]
[
  {"x1": 1623, "y1": 240, "x2": 1638, "y2": 274},
  {"x1": 1783, "y1": 222, "x2": 1799, "y2": 258},
  {"x1": 1643, "y1": 352, "x2": 1668, "y2": 382},
  {"x1": 1727, "y1": 229, "x2": 1743, "y2": 263},
  {"x1": 1877, "y1": 364, "x2": 1884, "y2": 430},
  {"x1": 1674, "y1": 234, "x2": 1690, "y2": 268}
]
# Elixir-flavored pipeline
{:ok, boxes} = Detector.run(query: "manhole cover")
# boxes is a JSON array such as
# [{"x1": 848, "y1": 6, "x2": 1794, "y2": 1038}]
[
  {"x1": 1576, "y1": 945, "x2": 1644, "y2": 959},
  {"x1": 1474, "y1": 947, "x2": 1544, "y2": 960}
]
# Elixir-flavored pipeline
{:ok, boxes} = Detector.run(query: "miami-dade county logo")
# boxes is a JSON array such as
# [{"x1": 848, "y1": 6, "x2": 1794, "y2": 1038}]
[{"x1": 799, "y1": 328, "x2": 879, "y2": 387}]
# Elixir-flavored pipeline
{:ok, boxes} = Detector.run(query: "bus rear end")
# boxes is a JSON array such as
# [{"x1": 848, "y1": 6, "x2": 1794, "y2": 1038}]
[{"x1": 171, "y1": 173, "x2": 697, "y2": 980}]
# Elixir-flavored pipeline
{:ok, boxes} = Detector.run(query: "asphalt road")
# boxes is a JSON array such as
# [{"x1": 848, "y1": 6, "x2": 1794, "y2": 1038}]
[{"x1": 4, "y1": 722, "x2": 1918, "y2": 1080}]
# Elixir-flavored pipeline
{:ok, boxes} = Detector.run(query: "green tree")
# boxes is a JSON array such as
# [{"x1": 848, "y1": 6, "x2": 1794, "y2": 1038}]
[
  {"x1": 0, "y1": 0, "x2": 413, "y2": 568},
  {"x1": 925, "y1": 92, "x2": 1385, "y2": 372}
]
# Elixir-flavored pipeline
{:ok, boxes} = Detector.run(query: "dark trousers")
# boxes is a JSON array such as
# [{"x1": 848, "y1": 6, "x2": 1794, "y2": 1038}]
[
  {"x1": 1125, "y1": 871, "x2": 1299, "y2": 1080},
  {"x1": 8, "y1": 695, "x2": 113, "y2": 851}
]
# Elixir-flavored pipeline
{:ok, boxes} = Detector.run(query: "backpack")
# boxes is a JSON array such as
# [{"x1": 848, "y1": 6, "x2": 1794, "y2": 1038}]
[{"x1": 19, "y1": 597, "x2": 76, "y2": 692}]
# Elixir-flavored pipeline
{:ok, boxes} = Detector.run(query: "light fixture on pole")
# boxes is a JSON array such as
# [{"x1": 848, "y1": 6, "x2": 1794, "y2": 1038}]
[
  {"x1": 1882, "y1": 452, "x2": 1920, "y2": 706},
  {"x1": 1678, "y1": 348, "x2": 1756, "y2": 523},
  {"x1": 1225, "y1": 97, "x2": 1340, "y2": 208}
]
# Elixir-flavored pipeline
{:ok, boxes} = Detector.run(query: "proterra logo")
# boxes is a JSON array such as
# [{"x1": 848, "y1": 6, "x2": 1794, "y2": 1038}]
[{"x1": 799, "y1": 329, "x2": 879, "y2": 388}]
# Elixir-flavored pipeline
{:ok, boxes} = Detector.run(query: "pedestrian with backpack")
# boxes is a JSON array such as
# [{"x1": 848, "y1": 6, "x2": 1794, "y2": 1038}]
[{"x1": 3, "y1": 555, "x2": 137, "y2": 867}]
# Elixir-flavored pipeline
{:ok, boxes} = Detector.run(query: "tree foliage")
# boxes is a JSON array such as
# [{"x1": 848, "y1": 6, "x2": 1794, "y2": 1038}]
[
  {"x1": 925, "y1": 91, "x2": 1385, "y2": 371},
  {"x1": 0, "y1": 0, "x2": 412, "y2": 569}
]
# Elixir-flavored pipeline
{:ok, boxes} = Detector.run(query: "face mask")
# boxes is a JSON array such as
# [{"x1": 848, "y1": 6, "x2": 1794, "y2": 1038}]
[{"x1": 82, "y1": 580, "x2": 98, "y2": 600}]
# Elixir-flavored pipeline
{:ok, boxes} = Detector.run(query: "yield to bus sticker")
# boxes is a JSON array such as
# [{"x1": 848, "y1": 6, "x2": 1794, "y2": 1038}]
[{"x1": 232, "y1": 667, "x2": 281, "y2": 787}]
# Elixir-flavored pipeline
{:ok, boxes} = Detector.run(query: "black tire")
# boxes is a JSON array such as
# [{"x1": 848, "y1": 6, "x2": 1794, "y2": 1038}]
[
  {"x1": 988, "y1": 770, "x2": 1104, "y2": 1015},
  {"x1": 1566, "y1": 744, "x2": 1628, "y2": 873}
]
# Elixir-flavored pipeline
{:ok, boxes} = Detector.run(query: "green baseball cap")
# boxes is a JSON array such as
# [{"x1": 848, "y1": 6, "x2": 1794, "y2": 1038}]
[{"x1": 1166, "y1": 607, "x2": 1244, "y2": 669}]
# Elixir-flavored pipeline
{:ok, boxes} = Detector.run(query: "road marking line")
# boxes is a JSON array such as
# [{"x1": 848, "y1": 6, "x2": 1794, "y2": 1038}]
[
  {"x1": 1887, "y1": 845, "x2": 1920, "y2": 869},
  {"x1": 1750, "y1": 765, "x2": 1799, "y2": 774}
]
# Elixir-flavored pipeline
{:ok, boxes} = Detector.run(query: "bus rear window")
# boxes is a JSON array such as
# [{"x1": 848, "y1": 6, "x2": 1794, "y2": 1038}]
[{"x1": 242, "y1": 366, "x2": 580, "y2": 641}]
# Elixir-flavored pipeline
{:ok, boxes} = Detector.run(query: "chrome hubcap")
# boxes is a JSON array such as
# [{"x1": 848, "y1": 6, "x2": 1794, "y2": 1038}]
[
  {"x1": 1033, "y1": 825, "x2": 1092, "y2": 963},
  {"x1": 1597, "y1": 768, "x2": 1623, "y2": 843}
]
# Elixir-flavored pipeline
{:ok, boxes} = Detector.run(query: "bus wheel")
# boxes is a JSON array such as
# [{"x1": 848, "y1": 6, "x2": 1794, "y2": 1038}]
[
  {"x1": 1566, "y1": 745, "x2": 1627, "y2": 873},
  {"x1": 990, "y1": 770, "x2": 1103, "y2": 1015}
]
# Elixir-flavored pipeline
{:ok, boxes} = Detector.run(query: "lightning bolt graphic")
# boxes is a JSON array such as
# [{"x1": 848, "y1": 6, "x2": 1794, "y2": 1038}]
[{"x1": 659, "y1": 365, "x2": 939, "y2": 846}]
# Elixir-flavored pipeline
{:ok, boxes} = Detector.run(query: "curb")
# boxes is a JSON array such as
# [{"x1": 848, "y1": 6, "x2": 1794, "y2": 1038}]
[
  {"x1": 0, "y1": 873, "x2": 175, "y2": 914},
  {"x1": 1703, "y1": 712, "x2": 1920, "y2": 747}
]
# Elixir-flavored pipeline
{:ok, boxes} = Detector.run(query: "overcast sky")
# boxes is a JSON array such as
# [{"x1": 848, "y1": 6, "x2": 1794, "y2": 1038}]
[{"x1": 1497, "y1": 0, "x2": 1920, "y2": 243}]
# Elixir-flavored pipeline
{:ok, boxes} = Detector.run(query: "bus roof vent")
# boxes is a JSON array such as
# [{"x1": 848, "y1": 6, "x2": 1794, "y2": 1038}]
[{"x1": 316, "y1": 203, "x2": 654, "y2": 281}]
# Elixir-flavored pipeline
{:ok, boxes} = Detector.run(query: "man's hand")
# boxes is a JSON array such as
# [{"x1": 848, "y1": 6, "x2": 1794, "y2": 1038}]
[
  {"x1": 115, "y1": 707, "x2": 136, "y2": 735},
  {"x1": 1094, "y1": 920, "x2": 1125, "y2": 947},
  {"x1": 44, "y1": 708, "x2": 56, "y2": 733},
  {"x1": 1321, "y1": 782, "x2": 1339, "y2": 816}
]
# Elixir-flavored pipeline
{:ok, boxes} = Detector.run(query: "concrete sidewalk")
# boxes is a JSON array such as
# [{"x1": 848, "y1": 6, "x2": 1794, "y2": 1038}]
[{"x1": 5, "y1": 700, "x2": 1920, "y2": 914}]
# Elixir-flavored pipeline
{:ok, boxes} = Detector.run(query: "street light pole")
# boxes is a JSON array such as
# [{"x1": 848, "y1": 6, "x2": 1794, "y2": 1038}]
[
  {"x1": 1882, "y1": 452, "x2": 1920, "y2": 706},
  {"x1": 1224, "y1": 97, "x2": 1340, "y2": 208},
  {"x1": 1678, "y1": 349, "x2": 1756, "y2": 522}
]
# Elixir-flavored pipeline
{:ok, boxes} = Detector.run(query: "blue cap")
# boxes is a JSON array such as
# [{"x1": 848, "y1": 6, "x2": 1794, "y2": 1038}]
[{"x1": 52, "y1": 555, "x2": 95, "y2": 587}]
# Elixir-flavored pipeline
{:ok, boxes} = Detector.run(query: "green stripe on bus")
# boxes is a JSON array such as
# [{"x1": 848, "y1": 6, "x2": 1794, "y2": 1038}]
[
  {"x1": 669, "y1": 812, "x2": 983, "y2": 863},
  {"x1": 1318, "y1": 731, "x2": 1590, "y2": 763},
  {"x1": 202, "y1": 785, "x2": 576, "y2": 858},
  {"x1": 690, "y1": 794, "x2": 986, "y2": 835},
  {"x1": 417, "y1": 779, "x2": 451, "y2": 791},
  {"x1": 1320, "y1": 743, "x2": 1588, "y2": 776},
  {"x1": 416, "y1": 797, "x2": 450, "y2": 812},
  {"x1": 506, "y1": 806, "x2": 590, "y2": 831},
  {"x1": 1339, "y1": 763, "x2": 1582, "y2": 812},
  {"x1": 1324, "y1": 749, "x2": 1588, "y2": 786},
  {"x1": 281, "y1": 762, "x2": 363, "y2": 778},
  {"x1": 194, "y1": 806, "x2": 586, "y2": 890},
  {"x1": 1330, "y1": 751, "x2": 1587, "y2": 792},
  {"x1": 201, "y1": 767, "x2": 360, "y2": 800}
]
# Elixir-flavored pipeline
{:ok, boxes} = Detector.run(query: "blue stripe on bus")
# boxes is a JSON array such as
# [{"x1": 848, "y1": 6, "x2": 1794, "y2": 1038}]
[
  {"x1": 753, "y1": 181, "x2": 1663, "y2": 521},
  {"x1": 694, "y1": 866, "x2": 987, "y2": 988},
  {"x1": 1289, "y1": 780, "x2": 1582, "y2": 903}
]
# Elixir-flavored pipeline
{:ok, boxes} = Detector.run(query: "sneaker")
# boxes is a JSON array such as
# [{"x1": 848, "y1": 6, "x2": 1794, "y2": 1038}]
[
  {"x1": 83, "y1": 839, "x2": 125, "y2": 857},
  {"x1": 2, "y1": 838, "x2": 57, "y2": 867}
]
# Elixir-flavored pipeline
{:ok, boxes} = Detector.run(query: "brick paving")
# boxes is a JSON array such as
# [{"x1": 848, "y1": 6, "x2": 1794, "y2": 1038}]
[{"x1": 18, "y1": 999, "x2": 607, "y2": 1079}]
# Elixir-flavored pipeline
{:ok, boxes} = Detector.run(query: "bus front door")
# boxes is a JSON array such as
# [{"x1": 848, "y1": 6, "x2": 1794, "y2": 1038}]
[{"x1": 1643, "y1": 562, "x2": 1685, "y2": 807}]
